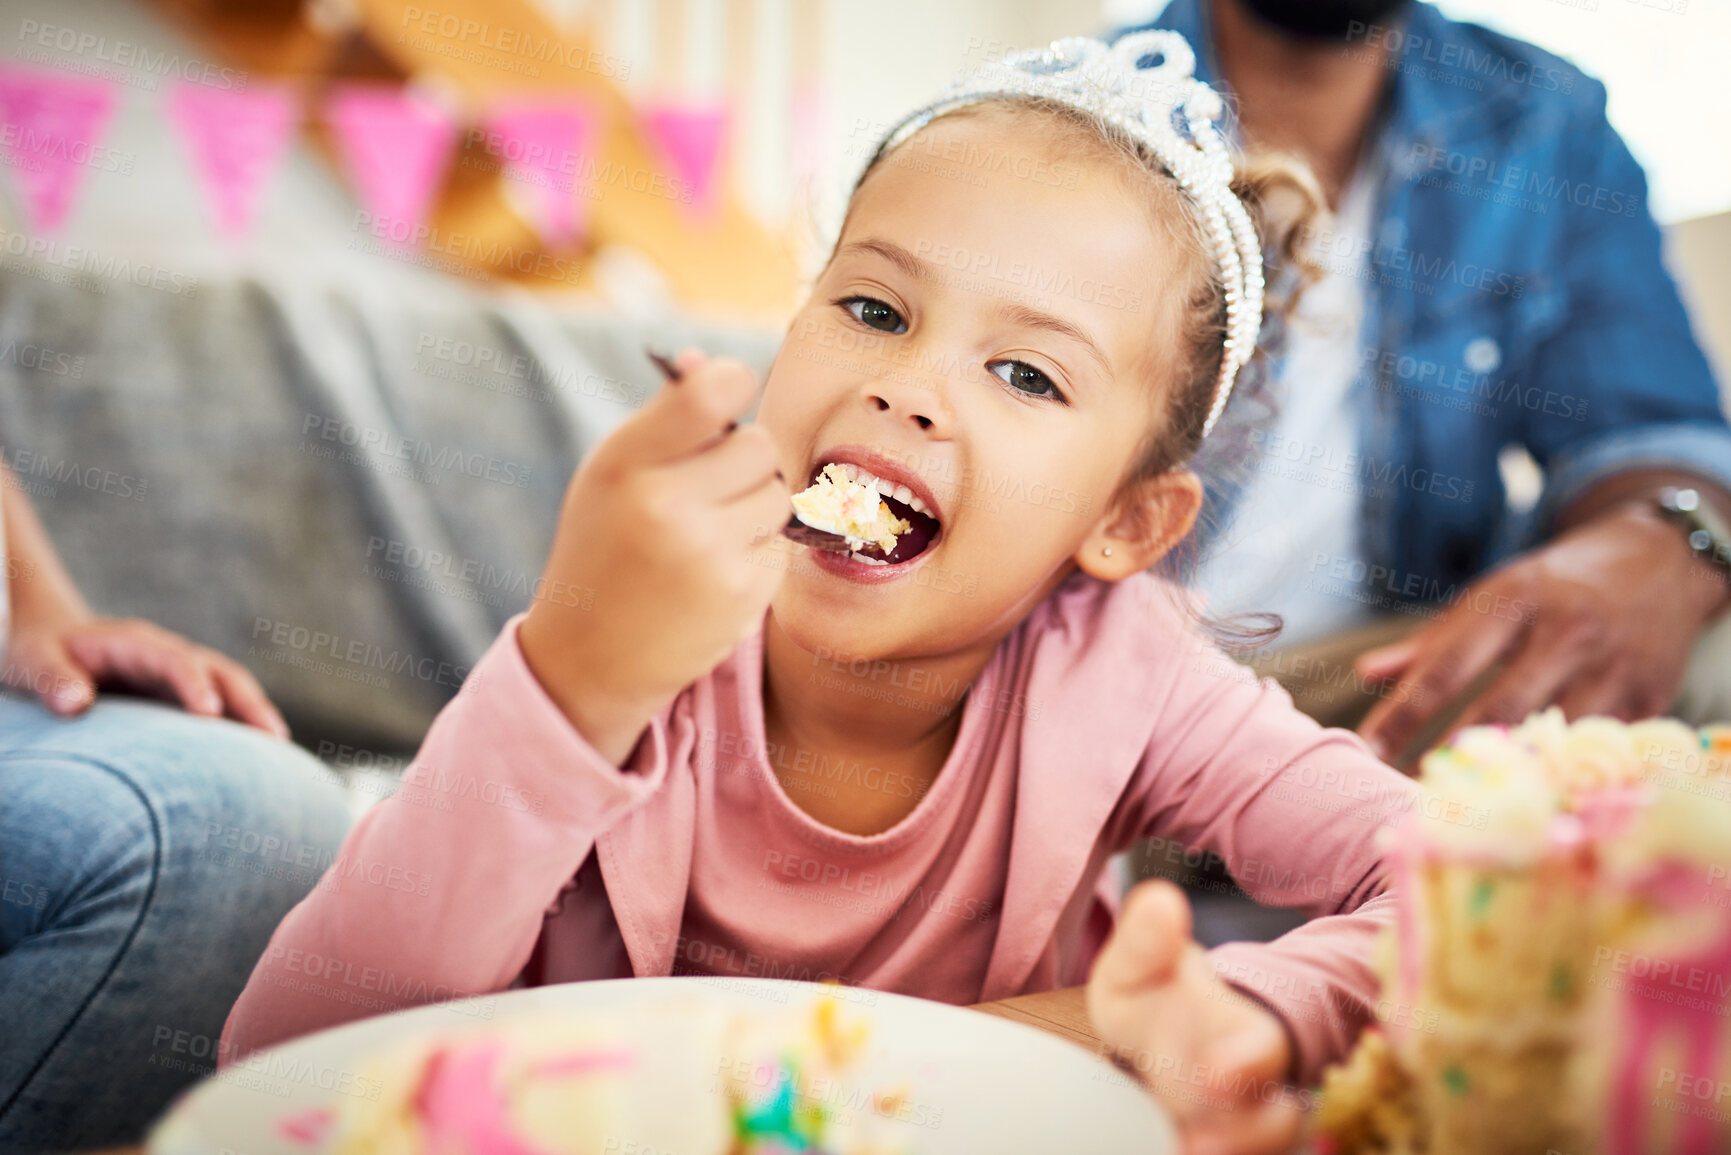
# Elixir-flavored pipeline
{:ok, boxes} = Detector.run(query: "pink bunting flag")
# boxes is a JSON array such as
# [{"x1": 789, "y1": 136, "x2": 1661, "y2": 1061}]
[
  {"x1": 641, "y1": 101, "x2": 728, "y2": 221},
  {"x1": 324, "y1": 86, "x2": 457, "y2": 244},
  {"x1": 485, "y1": 98, "x2": 599, "y2": 245},
  {"x1": 168, "y1": 82, "x2": 297, "y2": 240},
  {"x1": 0, "y1": 68, "x2": 117, "y2": 232}
]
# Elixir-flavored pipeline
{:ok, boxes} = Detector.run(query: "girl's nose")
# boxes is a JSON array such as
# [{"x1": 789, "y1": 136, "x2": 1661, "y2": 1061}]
[{"x1": 861, "y1": 368, "x2": 952, "y2": 436}]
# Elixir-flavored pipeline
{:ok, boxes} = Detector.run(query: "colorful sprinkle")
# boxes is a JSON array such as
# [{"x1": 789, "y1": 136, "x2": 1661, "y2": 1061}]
[
  {"x1": 1443, "y1": 1064, "x2": 1470, "y2": 1097},
  {"x1": 732, "y1": 1056, "x2": 830, "y2": 1151},
  {"x1": 1468, "y1": 878, "x2": 1496, "y2": 919}
]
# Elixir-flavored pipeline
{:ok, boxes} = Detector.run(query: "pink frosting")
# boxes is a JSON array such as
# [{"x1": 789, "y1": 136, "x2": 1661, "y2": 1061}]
[
  {"x1": 1386, "y1": 812, "x2": 1426, "y2": 1010},
  {"x1": 532, "y1": 1047, "x2": 636, "y2": 1078},
  {"x1": 1572, "y1": 786, "x2": 1648, "y2": 842},
  {"x1": 413, "y1": 1040, "x2": 631, "y2": 1155},
  {"x1": 414, "y1": 1043, "x2": 549, "y2": 1155},
  {"x1": 1605, "y1": 864, "x2": 1731, "y2": 1155},
  {"x1": 411, "y1": 1045, "x2": 560, "y2": 1149},
  {"x1": 276, "y1": 1106, "x2": 334, "y2": 1146}
]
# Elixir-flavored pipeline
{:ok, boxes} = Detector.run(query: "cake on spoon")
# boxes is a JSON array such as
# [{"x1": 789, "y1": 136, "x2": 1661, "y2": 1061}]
[{"x1": 790, "y1": 463, "x2": 912, "y2": 558}]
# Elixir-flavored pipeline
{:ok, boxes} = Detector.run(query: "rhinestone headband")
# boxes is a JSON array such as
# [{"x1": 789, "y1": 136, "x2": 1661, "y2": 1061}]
[{"x1": 857, "y1": 31, "x2": 1264, "y2": 440}]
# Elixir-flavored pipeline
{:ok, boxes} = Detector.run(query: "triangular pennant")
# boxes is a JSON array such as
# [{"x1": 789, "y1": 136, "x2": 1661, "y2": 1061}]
[
  {"x1": 167, "y1": 82, "x2": 297, "y2": 240},
  {"x1": 485, "y1": 98, "x2": 599, "y2": 246},
  {"x1": 324, "y1": 85, "x2": 457, "y2": 243},
  {"x1": 0, "y1": 68, "x2": 117, "y2": 232},
  {"x1": 641, "y1": 101, "x2": 728, "y2": 221}
]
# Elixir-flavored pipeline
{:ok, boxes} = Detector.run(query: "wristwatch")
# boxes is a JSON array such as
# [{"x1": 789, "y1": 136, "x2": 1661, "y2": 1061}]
[{"x1": 1655, "y1": 486, "x2": 1731, "y2": 578}]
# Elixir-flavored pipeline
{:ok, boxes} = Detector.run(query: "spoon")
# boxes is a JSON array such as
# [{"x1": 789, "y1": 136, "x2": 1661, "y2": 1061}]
[
  {"x1": 645, "y1": 347, "x2": 854, "y2": 553},
  {"x1": 780, "y1": 516, "x2": 856, "y2": 553}
]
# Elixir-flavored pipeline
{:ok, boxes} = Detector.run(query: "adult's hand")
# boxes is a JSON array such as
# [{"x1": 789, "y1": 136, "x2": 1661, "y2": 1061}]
[
  {"x1": 1355, "y1": 499, "x2": 1731, "y2": 764},
  {"x1": 4, "y1": 614, "x2": 290, "y2": 738},
  {"x1": 0, "y1": 459, "x2": 289, "y2": 737}
]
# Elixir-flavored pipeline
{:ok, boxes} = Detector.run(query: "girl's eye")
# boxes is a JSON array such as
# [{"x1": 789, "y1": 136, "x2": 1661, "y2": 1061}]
[
  {"x1": 987, "y1": 359, "x2": 1064, "y2": 402},
  {"x1": 840, "y1": 296, "x2": 907, "y2": 334}
]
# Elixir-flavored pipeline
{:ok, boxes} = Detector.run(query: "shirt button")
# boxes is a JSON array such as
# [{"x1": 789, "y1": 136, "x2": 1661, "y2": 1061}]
[{"x1": 1464, "y1": 336, "x2": 1501, "y2": 374}]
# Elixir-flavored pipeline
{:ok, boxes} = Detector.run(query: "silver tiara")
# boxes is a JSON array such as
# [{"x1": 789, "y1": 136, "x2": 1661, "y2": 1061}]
[{"x1": 860, "y1": 31, "x2": 1263, "y2": 440}]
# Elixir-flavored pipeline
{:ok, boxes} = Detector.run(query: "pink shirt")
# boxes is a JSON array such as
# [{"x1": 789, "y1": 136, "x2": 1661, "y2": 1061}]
[{"x1": 223, "y1": 570, "x2": 1419, "y2": 1085}]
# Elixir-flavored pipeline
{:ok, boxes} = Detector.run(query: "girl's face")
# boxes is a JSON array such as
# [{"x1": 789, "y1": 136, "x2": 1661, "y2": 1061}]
[{"x1": 757, "y1": 109, "x2": 1194, "y2": 663}]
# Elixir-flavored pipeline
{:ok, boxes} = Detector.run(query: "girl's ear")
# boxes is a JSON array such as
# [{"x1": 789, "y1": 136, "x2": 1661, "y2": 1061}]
[{"x1": 1073, "y1": 469, "x2": 1203, "y2": 581}]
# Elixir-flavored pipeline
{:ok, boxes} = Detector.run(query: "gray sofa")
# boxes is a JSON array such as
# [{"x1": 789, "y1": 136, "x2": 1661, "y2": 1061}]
[{"x1": 0, "y1": 264, "x2": 780, "y2": 763}]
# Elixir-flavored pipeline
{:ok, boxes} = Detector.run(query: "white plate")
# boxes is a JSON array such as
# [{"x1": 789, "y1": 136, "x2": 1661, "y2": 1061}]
[{"x1": 148, "y1": 977, "x2": 1175, "y2": 1154}]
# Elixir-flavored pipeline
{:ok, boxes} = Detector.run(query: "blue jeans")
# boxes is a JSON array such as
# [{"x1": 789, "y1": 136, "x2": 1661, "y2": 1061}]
[{"x1": 0, "y1": 693, "x2": 351, "y2": 1150}]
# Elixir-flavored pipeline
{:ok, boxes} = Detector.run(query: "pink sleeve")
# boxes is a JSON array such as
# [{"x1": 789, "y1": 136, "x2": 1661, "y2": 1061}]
[
  {"x1": 1125, "y1": 639, "x2": 1420, "y2": 1086},
  {"x1": 220, "y1": 615, "x2": 671, "y2": 1062}
]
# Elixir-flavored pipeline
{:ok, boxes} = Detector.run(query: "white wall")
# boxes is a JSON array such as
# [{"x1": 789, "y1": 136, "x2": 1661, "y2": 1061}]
[
  {"x1": 1432, "y1": 0, "x2": 1731, "y2": 225},
  {"x1": 803, "y1": 0, "x2": 1110, "y2": 268}
]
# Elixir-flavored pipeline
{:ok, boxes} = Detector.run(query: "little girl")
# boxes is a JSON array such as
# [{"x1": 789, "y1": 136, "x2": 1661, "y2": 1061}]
[{"x1": 225, "y1": 31, "x2": 1416, "y2": 1150}]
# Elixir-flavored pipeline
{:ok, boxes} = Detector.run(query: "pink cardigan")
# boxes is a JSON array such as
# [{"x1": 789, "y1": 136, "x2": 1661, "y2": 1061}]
[{"x1": 223, "y1": 570, "x2": 1418, "y2": 1085}]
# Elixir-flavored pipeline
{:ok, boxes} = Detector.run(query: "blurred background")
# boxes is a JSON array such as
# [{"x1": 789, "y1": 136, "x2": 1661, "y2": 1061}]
[
  {"x1": 0, "y1": 0, "x2": 1726, "y2": 807},
  {"x1": 0, "y1": 0, "x2": 1727, "y2": 322}
]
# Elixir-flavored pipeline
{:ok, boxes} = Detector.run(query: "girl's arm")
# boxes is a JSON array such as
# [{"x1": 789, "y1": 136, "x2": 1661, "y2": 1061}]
[
  {"x1": 222, "y1": 348, "x2": 788, "y2": 1059},
  {"x1": 218, "y1": 615, "x2": 674, "y2": 1060},
  {"x1": 1111, "y1": 642, "x2": 1419, "y2": 1088}
]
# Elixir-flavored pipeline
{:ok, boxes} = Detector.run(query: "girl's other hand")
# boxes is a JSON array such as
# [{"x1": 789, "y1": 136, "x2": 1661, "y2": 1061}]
[
  {"x1": 1087, "y1": 880, "x2": 1303, "y2": 1155},
  {"x1": 3, "y1": 615, "x2": 290, "y2": 738},
  {"x1": 519, "y1": 348, "x2": 792, "y2": 764}
]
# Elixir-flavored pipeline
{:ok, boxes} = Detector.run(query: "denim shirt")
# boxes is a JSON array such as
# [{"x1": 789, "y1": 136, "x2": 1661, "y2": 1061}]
[{"x1": 1123, "y1": 0, "x2": 1731, "y2": 601}]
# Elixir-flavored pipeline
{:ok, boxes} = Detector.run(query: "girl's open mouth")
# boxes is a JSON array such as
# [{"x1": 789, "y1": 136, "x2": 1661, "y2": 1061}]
[{"x1": 791, "y1": 459, "x2": 943, "y2": 568}]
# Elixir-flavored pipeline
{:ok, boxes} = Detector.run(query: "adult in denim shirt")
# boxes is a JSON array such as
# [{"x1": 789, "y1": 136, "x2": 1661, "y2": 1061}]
[{"x1": 1123, "y1": 0, "x2": 1731, "y2": 760}]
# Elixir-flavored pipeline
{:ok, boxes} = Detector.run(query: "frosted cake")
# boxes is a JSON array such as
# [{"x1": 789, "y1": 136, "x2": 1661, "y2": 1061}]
[{"x1": 1316, "y1": 710, "x2": 1731, "y2": 1155}]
